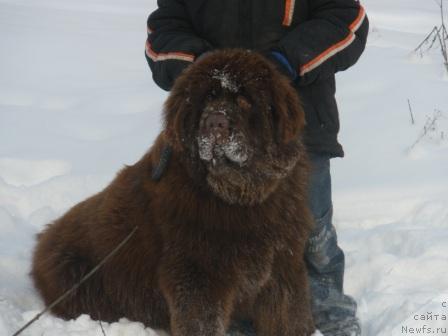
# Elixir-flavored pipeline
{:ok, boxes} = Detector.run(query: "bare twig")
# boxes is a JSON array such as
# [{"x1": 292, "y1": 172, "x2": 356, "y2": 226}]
[
  {"x1": 440, "y1": 0, "x2": 446, "y2": 29},
  {"x1": 409, "y1": 110, "x2": 442, "y2": 150},
  {"x1": 414, "y1": 1, "x2": 448, "y2": 72},
  {"x1": 438, "y1": 0, "x2": 448, "y2": 70},
  {"x1": 99, "y1": 320, "x2": 107, "y2": 336},
  {"x1": 11, "y1": 226, "x2": 139, "y2": 336},
  {"x1": 414, "y1": 26, "x2": 439, "y2": 54},
  {"x1": 442, "y1": 23, "x2": 448, "y2": 41},
  {"x1": 436, "y1": 28, "x2": 448, "y2": 71},
  {"x1": 407, "y1": 99, "x2": 415, "y2": 125}
]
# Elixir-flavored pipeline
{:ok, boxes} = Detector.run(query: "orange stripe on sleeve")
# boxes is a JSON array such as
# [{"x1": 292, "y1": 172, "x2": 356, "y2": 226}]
[
  {"x1": 349, "y1": 6, "x2": 366, "y2": 32},
  {"x1": 282, "y1": 0, "x2": 296, "y2": 26},
  {"x1": 299, "y1": 5, "x2": 366, "y2": 76},
  {"x1": 145, "y1": 41, "x2": 195, "y2": 63},
  {"x1": 299, "y1": 33, "x2": 355, "y2": 76}
]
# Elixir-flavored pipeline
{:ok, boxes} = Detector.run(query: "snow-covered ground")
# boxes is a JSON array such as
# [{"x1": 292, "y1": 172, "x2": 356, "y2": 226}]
[{"x1": 0, "y1": 0, "x2": 447, "y2": 335}]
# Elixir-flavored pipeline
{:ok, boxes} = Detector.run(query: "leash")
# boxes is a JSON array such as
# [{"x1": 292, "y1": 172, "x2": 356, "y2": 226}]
[{"x1": 151, "y1": 144, "x2": 173, "y2": 181}]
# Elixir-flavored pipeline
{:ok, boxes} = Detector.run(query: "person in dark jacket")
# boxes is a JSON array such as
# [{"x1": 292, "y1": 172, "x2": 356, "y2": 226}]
[{"x1": 145, "y1": 1, "x2": 368, "y2": 335}]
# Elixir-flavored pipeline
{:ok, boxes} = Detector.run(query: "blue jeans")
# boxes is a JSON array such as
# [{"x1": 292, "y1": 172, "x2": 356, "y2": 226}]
[
  {"x1": 229, "y1": 154, "x2": 359, "y2": 336},
  {"x1": 305, "y1": 153, "x2": 359, "y2": 335}
]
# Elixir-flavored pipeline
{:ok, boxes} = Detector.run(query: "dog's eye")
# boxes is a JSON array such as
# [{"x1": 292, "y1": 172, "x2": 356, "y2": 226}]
[{"x1": 237, "y1": 96, "x2": 252, "y2": 111}]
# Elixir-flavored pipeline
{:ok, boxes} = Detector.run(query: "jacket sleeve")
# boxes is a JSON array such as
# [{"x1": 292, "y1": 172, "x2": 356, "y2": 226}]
[
  {"x1": 146, "y1": 0, "x2": 213, "y2": 91},
  {"x1": 276, "y1": 0, "x2": 369, "y2": 85}
]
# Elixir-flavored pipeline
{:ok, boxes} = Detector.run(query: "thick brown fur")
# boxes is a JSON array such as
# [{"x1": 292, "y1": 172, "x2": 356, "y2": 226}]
[{"x1": 31, "y1": 49, "x2": 315, "y2": 336}]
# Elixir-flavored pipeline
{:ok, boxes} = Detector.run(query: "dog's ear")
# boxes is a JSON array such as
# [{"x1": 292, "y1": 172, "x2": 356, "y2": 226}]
[
  {"x1": 163, "y1": 62, "x2": 213, "y2": 151},
  {"x1": 270, "y1": 75, "x2": 305, "y2": 144}
]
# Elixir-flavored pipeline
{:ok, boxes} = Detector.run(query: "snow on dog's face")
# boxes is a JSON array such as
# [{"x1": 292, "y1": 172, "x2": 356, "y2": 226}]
[
  {"x1": 197, "y1": 93, "x2": 251, "y2": 170},
  {"x1": 163, "y1": 49, "x2": 306, "y2": 205}
]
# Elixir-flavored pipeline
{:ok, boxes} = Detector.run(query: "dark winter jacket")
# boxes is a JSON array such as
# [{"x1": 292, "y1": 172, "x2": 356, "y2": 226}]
[{"x1": 145, "y1": 0, "x2": 369, "y2": 157}]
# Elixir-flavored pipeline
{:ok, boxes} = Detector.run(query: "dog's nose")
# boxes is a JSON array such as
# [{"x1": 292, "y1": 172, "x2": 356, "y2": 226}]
[{"x1": 204, "y1": 113, "x2": 230, "y2": 142}]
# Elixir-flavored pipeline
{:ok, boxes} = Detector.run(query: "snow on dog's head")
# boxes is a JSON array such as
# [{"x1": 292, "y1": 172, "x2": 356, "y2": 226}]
[{"x1": 163, "y1": 49, "x2": 306, "y2": 205}]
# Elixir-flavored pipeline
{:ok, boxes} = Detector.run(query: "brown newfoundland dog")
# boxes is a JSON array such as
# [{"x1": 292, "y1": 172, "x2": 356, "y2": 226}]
[{"x1": 31, "y1": 49, "x2": 315, "y2": 336}]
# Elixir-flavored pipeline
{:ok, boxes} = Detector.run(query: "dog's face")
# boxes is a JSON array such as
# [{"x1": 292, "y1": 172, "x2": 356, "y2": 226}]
[{"x1": 164, "y1": 50, "x2": 305, "y2": 205}]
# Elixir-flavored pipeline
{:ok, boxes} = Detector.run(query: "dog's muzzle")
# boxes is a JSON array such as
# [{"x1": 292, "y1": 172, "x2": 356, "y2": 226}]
[
  {"x1": 197, "y1": 109, "x2": 250, "y2": 167},
  {"x1": 202, "y1": 112, "x2": 230, "y2": 144}
]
